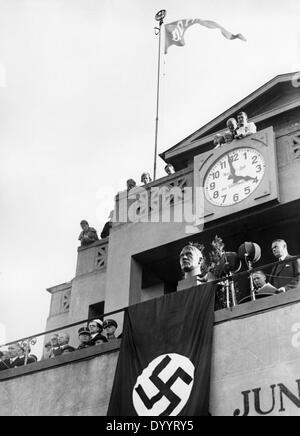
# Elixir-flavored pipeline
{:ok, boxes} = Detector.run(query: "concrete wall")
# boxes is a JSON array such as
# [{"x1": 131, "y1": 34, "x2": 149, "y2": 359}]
[
  {"x1": 141, "y1": 282, "x2": 164, "y2": 303},
  {"x1": 210, "y1": 293, "x2": 300, "y2": 416},
  {"x1": 105, "y1": 222, "x2": 187, "y2": 312},
  {"x1": 45, "y1": 282, "x2": 72, "y2": 351},
  {"x1": 67, "y1": 271, "x2": 107, "y2": 345},
  {"x1": 69, "y1": 271, "x2": 106, "y2": 321},
  {"x1": 45, "y1": 241, "x2": 109, "y2": 345}
]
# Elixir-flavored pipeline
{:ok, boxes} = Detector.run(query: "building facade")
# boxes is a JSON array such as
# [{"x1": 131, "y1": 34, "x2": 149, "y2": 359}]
[{"x1": 1, "y1": 72, "x2": 300, "y2": 416}]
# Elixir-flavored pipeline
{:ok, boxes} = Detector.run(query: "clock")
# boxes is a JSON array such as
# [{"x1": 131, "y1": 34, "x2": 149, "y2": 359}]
[
  {"x1": 194, "y1": 127, "x2": 279, "y2": 223},
  {"x1": 204, "y1": 147, "x2": 266, "y2": 207}
]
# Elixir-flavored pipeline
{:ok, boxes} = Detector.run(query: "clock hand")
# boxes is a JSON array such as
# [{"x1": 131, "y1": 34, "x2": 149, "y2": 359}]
[
  {"x1": 229, "y1": 174, "x2": 248, "y2": 183},
  {"x1": 241, "y1": 175, "x2": 256, "y2": 182},
  {"x1": 227, "y1": 154, "x2": 240, "y2": 183},
  {"x1": 227, "y1": 154, "x2": 236, "y2": 176},
  {"x1": 227, "y1": 155, "x2": 257, "y2": 184}
]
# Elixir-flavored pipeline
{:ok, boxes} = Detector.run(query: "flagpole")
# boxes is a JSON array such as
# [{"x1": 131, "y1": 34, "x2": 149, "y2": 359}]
[{"x1": 153, "y1": 10, "x2": 166, "y2": 181}]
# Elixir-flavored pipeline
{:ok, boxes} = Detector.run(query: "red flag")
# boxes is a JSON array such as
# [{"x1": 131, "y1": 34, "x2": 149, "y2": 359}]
[{"x1": 165, "y1": 18, "x2": 246, "y2": 54}]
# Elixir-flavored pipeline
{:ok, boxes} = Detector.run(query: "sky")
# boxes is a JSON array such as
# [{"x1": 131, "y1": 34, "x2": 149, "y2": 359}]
[{"x1": 0, "y1": 0, "x2": 299, "y2": 344}]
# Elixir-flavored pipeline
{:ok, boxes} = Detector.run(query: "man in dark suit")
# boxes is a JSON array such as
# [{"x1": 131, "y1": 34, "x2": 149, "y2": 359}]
[
  {"x1": 253, "y1": 270, "x2": 279, "y2": 295},
  {"x1": 270, "y1": 239, "x2": 300, "y2": 292},
  {"x1": 88, "y1": 319, "x2": 108, "y2": 345},
  {"x1": 0, "y1": 343, "x2": 36, "y2": 370}
]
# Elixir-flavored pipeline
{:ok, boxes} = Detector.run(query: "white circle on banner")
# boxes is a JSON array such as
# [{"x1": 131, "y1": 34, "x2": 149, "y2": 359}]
[{"x1": 132, "y1": 353, "x2": 194, "y2": 416}]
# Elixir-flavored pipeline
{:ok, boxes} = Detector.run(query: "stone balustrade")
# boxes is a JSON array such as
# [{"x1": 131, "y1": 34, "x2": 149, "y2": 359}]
[{"x1": 76, "y1": 238, "x2": 109, "y2": 277}]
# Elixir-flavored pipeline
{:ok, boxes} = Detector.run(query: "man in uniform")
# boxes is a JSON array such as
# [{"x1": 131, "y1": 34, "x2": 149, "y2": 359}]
[
  {"x1": 77, "y1": 327, "x2": 92, "y2": 350},
  {"x1": 103, "y1": 319, "x2": 118, "y2": 340}
]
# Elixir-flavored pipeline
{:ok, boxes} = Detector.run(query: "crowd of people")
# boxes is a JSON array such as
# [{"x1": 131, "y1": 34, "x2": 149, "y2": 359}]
[
  {"x1": 0, "y1": 318, "x2": 120, "y2": 371},
  {"x1": 126, "y1": 166, "x2": 175, "y2": 193},
  {"x1": 1, "y1": 239, "x2": 299, "y2": 372},
  {"x1": 0, "y1": 343, "x2": 37, "y2": 370},
  {"x1": 44, "y1": 318, "x2": 119, "y2": 358}
]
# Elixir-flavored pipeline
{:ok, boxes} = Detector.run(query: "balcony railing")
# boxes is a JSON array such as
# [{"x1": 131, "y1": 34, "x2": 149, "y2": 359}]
[
  {"x1": 1, "y1": 256, "x2": 300, "y2": 376},
  {"x1": 76, "y1": 238, "x2": 109, "y2": 276}
]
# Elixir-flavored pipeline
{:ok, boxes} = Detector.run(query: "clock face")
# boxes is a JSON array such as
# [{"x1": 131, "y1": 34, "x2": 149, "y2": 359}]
[{"x1": 204, "y1": 147, "x2": 266, "y2": 207}]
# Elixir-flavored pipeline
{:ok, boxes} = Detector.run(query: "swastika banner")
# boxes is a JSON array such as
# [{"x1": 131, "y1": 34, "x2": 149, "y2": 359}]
[{"x1": 107, "y1": 284, "x2": 215, "y2": 416}]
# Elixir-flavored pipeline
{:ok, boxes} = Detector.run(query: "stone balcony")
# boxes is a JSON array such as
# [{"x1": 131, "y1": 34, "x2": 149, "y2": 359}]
[
  {"x1": 76, "y1": 238, "x2": 109, "y2": 277},
  {"x1": 2, "y1": 290, "x2": 300, "y2": 416}
]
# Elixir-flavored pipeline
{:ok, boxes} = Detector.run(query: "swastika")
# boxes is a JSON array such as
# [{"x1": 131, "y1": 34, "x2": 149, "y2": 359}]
[{"x1": 132, "y1": 353, "x2": 195, "y2": 416}]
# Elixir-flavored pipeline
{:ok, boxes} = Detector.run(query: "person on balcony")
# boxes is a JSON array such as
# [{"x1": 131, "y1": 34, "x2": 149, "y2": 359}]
[
  {"x1": 78, "y1": 220, "x2": 99, "y2": 247},
  {"x1": 49, "y1": 332, "x2": 75, "y2": 357},
  {"x1": 47, "y1": 334, "x2": 60, "y2": 358},
  {"x1": 270, "y1": 239, "x2": 300, "y2": 293},
  {"x1": 103, "y1": 319, "x2": 118, "y2": 340},
  {"x1": 77, "y1": 327, "x2": 92, "y2": 350},
  {"x1": 0, "y1": 351, "x2": 10, "y2": 370},
  {"x1": 252, "y1": 270, "x2": 279, "y2": 295},
  {"x1": 101, "y1": 211, "x2": 114, "y2": 239},
  {"x1": 164, "y1": 164, "x2": 175, "y2": 175},
  {"x1": 213, "y1": 134, "x2": 225, "y2": 149},
  {"x1": 226, "y1": 117, "x2": 238, "y2": 137},
  {"x1": 0, "y1": 343, "x2": 36, "y2": 370},
  {"x1": 141, "y1": 172, "x2": 152, "y2": 185},
  {"x1": 235, "y1": 111, "x2": 257, "y2": 139},
  {"x1": 224, "y1": 131, "x2": 234, "y2": 144},
  {"x1": 126, "y1": 179, "x2": 137, "y2": 192},
  {"x1": 42, "y1": 340, "x2": 53, "y2": 360},
  {"x1": 88, "y1": 319, "x2": 108, "y2": 345}
]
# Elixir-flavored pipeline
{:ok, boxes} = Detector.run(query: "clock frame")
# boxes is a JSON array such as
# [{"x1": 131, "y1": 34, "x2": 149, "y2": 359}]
[{"x1": 194, "y1": 126, "x2": 279, "y2": 223}]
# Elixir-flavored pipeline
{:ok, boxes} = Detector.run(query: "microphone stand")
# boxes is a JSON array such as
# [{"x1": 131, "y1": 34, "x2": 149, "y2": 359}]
[
  {"x1": 224, "y1": 277, "x2": 230, "y2": 309},
  {"x1": 229, "y1": 272, "x2": 237, "y2": 307},
  {"x1": 245, "y1": 255, "x2": 256, "y2": 301},
  {"x1": 223, "y1": 256, "x2": 237, "y2": 308}
]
